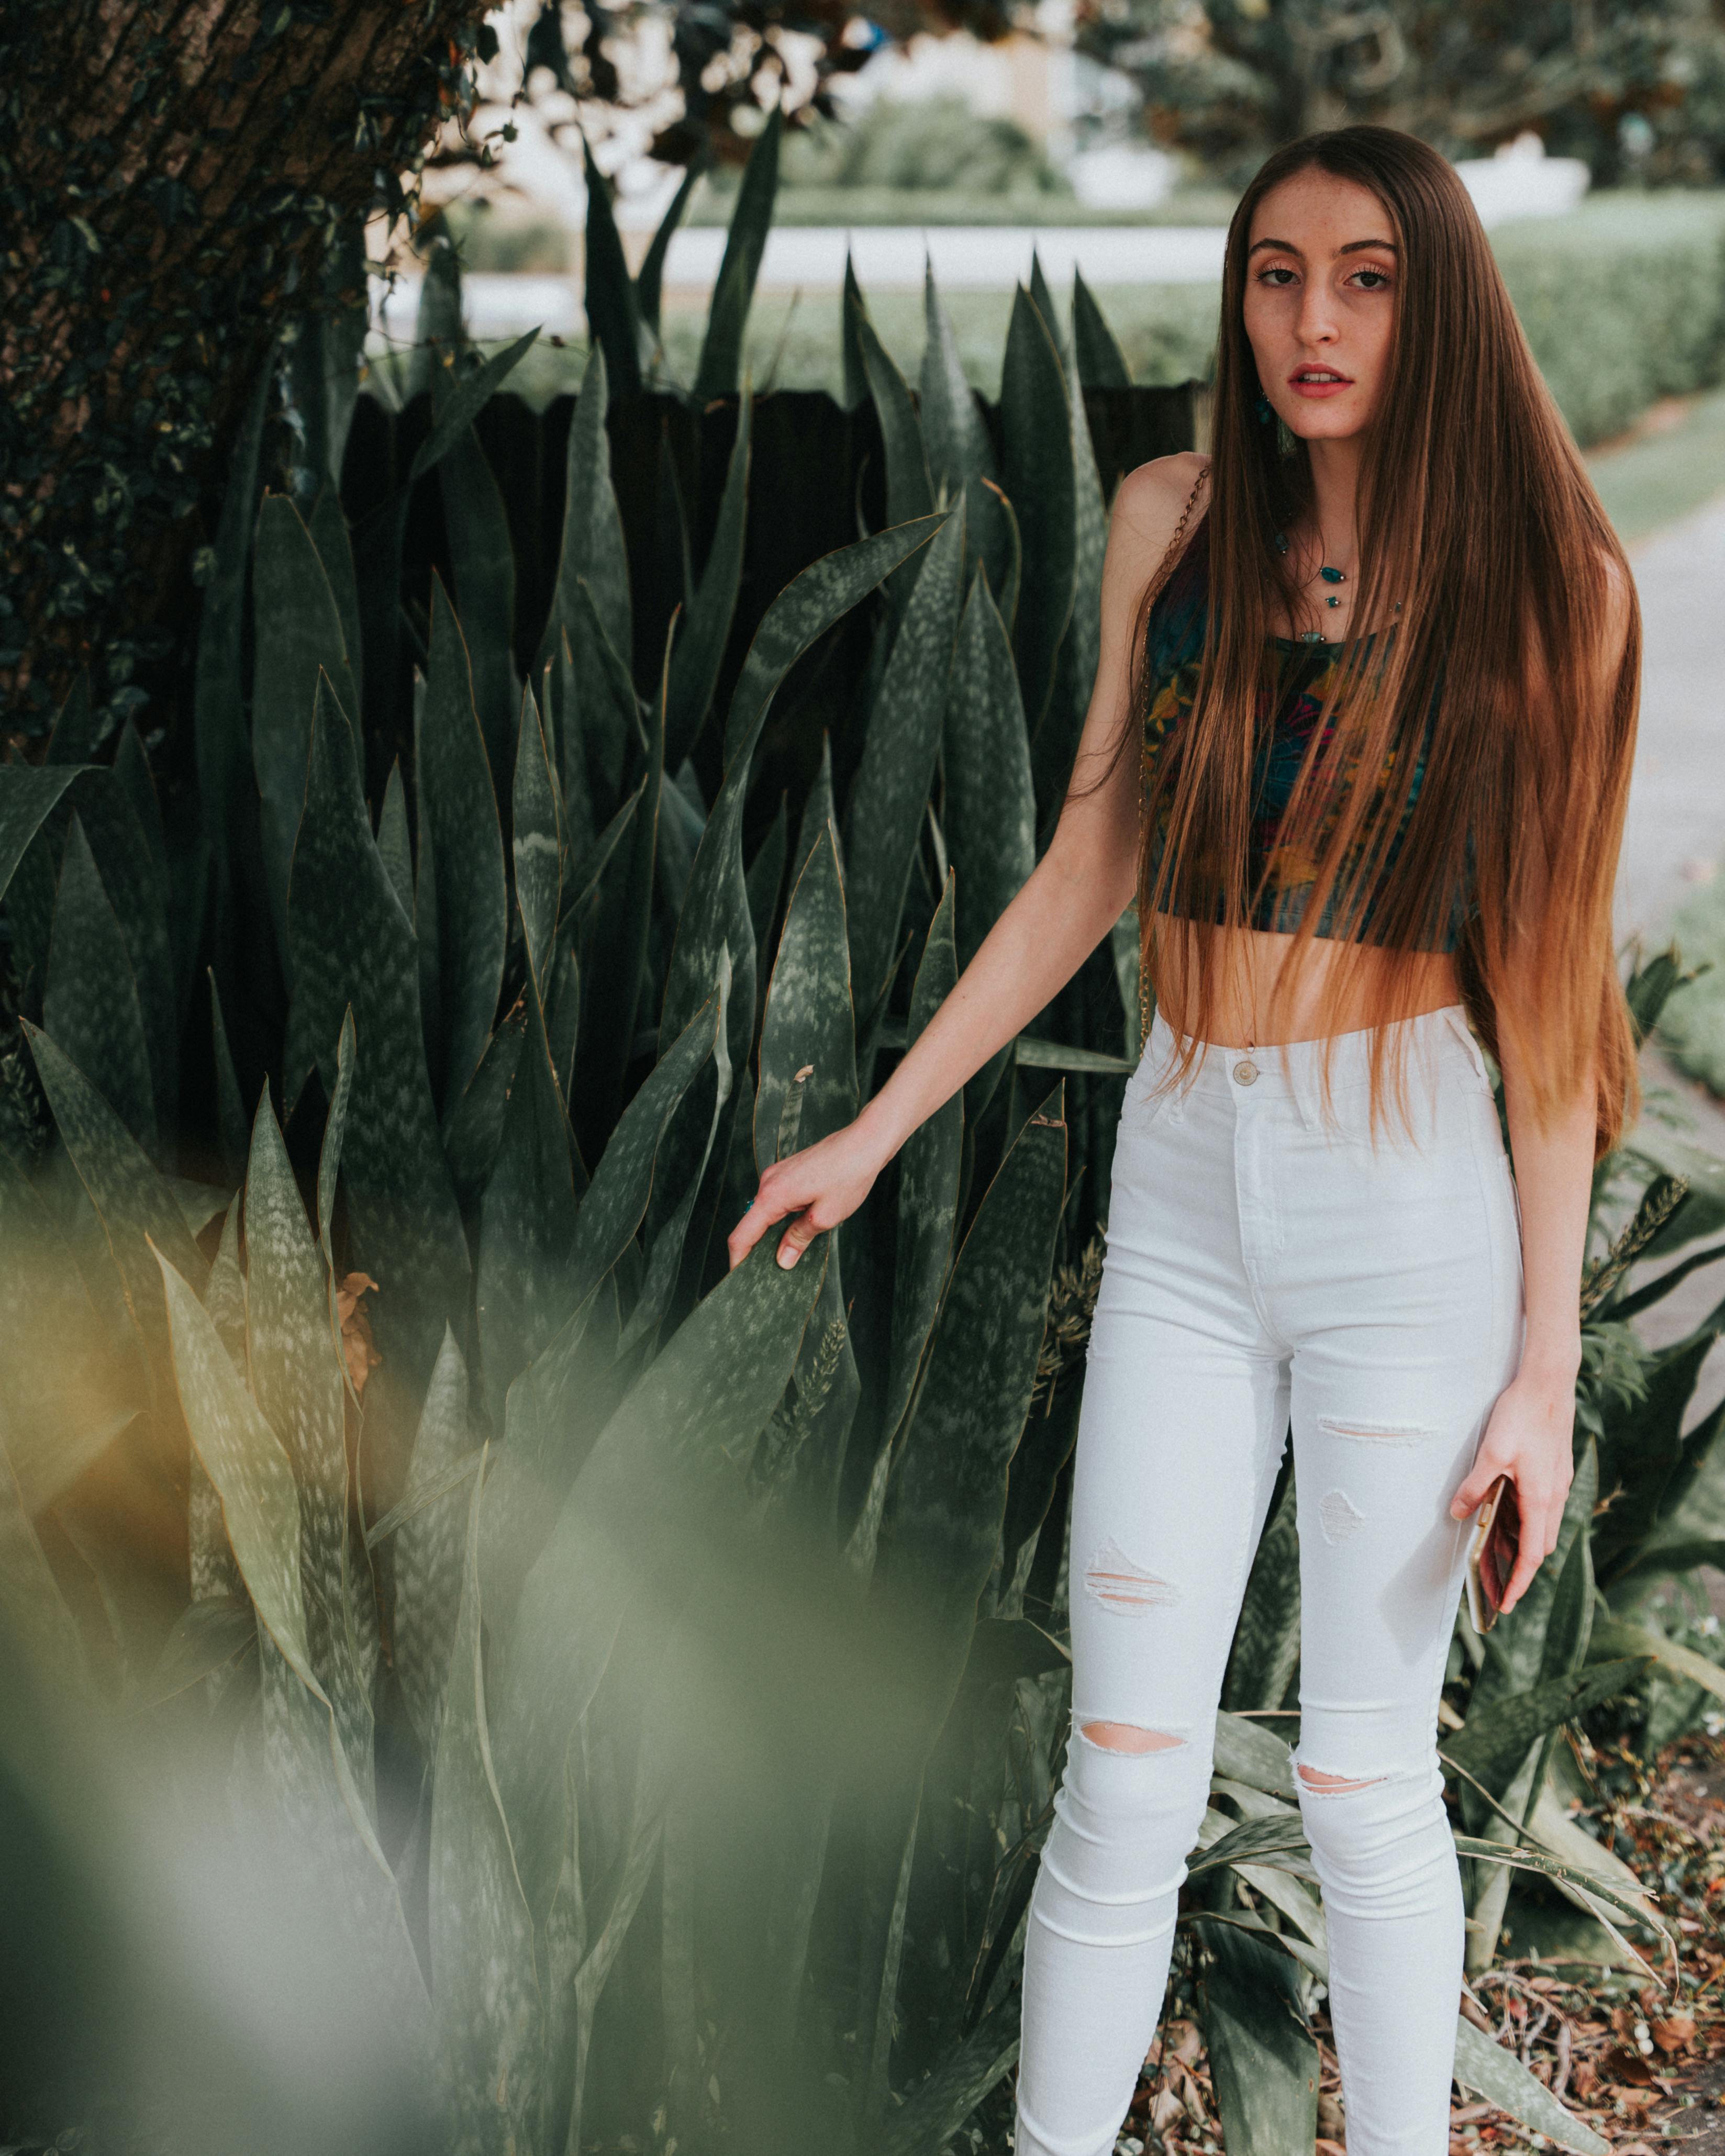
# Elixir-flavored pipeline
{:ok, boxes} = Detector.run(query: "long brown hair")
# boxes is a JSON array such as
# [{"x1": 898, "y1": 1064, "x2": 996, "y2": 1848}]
[{"x1": 1119, "y1": 125, "x2": 1640, "y2": 1154}]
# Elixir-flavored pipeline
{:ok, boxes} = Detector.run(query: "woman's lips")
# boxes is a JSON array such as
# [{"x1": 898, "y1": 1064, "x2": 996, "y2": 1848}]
[{"x1": 1287, "y1": 370, "x2": 1355, "y2": 400}]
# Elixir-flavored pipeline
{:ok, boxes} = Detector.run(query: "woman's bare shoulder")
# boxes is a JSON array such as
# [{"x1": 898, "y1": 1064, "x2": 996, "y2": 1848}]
[{"x1": 1107, "y1": 452, "x2": 1211, "y2": 573}]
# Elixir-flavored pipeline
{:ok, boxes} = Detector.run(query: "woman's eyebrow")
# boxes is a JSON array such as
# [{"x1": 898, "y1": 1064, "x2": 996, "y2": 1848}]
[{"x1": 1246, "y1": 236, "x2": 1399, "y2": 257}]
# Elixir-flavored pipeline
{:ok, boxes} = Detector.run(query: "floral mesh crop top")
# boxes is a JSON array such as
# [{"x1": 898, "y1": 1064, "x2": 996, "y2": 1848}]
[{"x1": 1141, "y1": 539, "x2": 1468, "y2": 953}]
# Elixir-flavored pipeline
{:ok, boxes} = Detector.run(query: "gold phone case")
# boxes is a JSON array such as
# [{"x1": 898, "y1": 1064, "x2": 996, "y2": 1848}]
[{"x1": 1463, "y1": 1473, "x2": 1513, "y2": 1635}]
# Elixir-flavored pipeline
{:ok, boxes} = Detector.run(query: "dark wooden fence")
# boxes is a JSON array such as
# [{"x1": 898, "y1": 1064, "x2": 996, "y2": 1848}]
[{"x1": 340, "y1": 382, "x2": 1196, "y2": 815}]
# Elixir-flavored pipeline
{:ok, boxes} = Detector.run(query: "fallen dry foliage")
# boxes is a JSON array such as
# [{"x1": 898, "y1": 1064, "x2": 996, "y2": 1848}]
[
  {"x1": 1114, "y1": 1729, "x2": 1725, "y2": 2155},
  {"x1": 335, "y1": 1271, "x2": 382, "y2": 1400}
]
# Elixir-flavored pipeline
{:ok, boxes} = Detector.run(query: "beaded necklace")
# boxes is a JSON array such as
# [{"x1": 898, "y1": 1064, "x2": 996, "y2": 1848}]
[{"x1": 1274, "y1": 530, "x2": 1348, "y2": 644}]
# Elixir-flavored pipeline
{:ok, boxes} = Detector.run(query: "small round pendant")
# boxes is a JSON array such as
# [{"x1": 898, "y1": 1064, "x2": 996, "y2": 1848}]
[{"x1": 1326, "y1": 595, "x2": 1341, "y2": 608}]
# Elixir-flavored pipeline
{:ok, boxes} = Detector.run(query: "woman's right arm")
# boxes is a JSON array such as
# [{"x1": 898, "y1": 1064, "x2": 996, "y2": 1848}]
[{"x1": 727, "y1": 451, "x2": 1208, "y2": 1271}]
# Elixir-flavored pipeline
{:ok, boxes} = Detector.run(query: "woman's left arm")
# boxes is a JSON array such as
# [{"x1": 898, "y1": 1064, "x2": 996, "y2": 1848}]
[{"x1": 1447, "y1": 1046, "x2": 1593, "y2": 1613}]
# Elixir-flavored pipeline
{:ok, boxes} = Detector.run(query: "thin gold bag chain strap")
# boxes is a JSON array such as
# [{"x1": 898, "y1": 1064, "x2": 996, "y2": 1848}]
[{"x1": 1136, "y1": 463, "x2": 1211, "y2": 1057}]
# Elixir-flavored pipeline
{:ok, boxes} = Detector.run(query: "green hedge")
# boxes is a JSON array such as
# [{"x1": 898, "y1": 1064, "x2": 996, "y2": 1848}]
[
  {"x1": 1493, "y1": 193, "x2": 1725, "y2": 445},
  {"x1": 650, "y1": 279, "x2": 1220, "y2": 402},
  {"x1": 474, "y1": 192, "x2": 1725, "y2": 445},
  {"x1": 683, "y1": 183, "x2": 1245, "y2": 228}
]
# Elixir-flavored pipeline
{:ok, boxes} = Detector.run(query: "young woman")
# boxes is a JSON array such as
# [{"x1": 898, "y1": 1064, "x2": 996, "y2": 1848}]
[{"x1": 728, "y1": 125, "x2": 1639, "y2": 2153}]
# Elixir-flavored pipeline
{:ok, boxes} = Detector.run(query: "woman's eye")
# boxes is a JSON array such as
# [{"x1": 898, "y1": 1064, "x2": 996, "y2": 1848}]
[
  {"x1": 1256, "y1": 266, "x2": 1297, "y2": 287},
  {"x1": 1352, "y1": 268, "x2": 1393, "y2": 290}
]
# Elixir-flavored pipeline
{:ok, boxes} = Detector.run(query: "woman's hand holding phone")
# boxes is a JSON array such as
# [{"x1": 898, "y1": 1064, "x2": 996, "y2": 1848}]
[{"x1": 1448, "y1": 1372, "x2": 1575, "y2": 1618}]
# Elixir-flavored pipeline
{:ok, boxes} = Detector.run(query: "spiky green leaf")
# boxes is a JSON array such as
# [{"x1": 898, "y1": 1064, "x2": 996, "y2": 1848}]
[
  {"x1": 245, "y1": 1091, "x2": 375, "y2": 1809},
  {"x1": 43, "y1": 813, "x2": 156, "y2": 1151},
  {"x1": 512, "y1": 683, "x2": 562, "y2": 1009},
  {"x1": 1072, "y1": 269, "x2": 1131, "y2": 389},
  {"x1": 1451, "y1": 2016, "x2": 1608, "y2": 2152},
  {"x1": 23, "y1": 1022, "x2": 206, "y2": 1370},
  {"x1": 944, "y1": 567, "x2": 1035, "y2": 970},
  {"x1": 252, "y1": 495, "x2": 359, "y2": 964},
  {"x1": 1200, "y1": 1919, "x2": 1319, "y2": 2152},
  {"x1": 882, "y1": 879, "x2": 962, "y2": 1440},
  {"x1": 285, "y1": 679, "x2": 469, "y2": 1401},
  {"x1": 429, "y1": 1457, "x2": 545, "y2": 2153},
  {"x1": 844, "y1": 507, "x2": 965, "y2": 1013},
  {"x1": 489, "y1": 1235, "x2": 828, "y2": 1916},
  {"x1": 583, "y1": 135, "x2": 644, "y2": 396},
  {"x1": 534, "y1": 342, "x2": 631, "y2": 688},
  {"x1": 665, "y1": 393, "x2": 751, "y2": 770},
  {"x1": 874, "y1": 1086, "x2": 1066, "y2": 1756},
  {"x1": 693, "y1": 107, "x2": 782, "y2": 403},
  {"x1": 999, "y1": 285, "x2": 1077, "y2": 738}
]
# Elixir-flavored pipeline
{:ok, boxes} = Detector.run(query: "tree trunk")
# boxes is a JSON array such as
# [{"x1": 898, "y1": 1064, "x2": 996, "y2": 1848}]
[{"x1": 0, "y1": 0, "x2": 482, "y2": 734}]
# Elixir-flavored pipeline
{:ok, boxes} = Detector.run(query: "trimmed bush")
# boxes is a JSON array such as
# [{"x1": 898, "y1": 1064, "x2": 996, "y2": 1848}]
[
  {"x1": 1493, "y1": 193, "x2": 1725, "y2": 445},
  {"x1": 479, "y1": 191, "x2": 1725, "y2": 445},
  {"x1": 684, "y1": 184, "x2": 1244, "y2": 227},
  {"x1": 650, "y1": 280, "x2": 1221, "y2": 400}
]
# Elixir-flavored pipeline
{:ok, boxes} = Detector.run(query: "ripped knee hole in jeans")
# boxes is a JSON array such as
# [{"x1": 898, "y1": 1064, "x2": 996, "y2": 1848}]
[{"x1": 1079, "y1": 1536, "x2": 1386, "y2": 1786}]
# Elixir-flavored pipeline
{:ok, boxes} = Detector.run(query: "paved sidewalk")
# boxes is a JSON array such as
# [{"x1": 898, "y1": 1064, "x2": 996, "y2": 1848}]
[
  {"x1": 1616, "y1": 489, "x2": 1725, "y2": 1414},
  {"x1": 659, "y1": 223, "x2": 1230, "y2": 292},
  {"x1": 1618, "y1": 489, "x2": 1725, "y2": 946}
]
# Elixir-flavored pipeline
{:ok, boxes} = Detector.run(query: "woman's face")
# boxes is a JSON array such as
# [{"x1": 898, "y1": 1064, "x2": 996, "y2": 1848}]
[{"x1": 1242, "y1": 170, "x2": 1399, "y2": 446}]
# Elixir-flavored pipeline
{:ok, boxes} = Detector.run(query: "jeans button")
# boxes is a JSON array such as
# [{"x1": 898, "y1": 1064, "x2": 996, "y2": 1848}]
[{"x1": 1233, "y1": 1059, "x2": 1259, "y2": 1086}]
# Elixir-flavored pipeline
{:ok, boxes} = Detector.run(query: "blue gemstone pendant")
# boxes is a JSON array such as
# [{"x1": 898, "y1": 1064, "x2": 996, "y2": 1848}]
[
  {"x1": 1298, "y1": 630, "x2": 1328, "y2": 644},
  {"x1": 1319, "y1": 565, "x2": 1346, "y2": 584},
  {"x1": 1326, "y1": 595, "x2": 1341, "y2": 607}
]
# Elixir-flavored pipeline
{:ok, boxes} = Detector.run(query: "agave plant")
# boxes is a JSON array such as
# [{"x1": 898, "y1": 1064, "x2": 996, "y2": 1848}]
[{"x1": 3, "y1": 120, "x2": 1724, "y2": 2156}]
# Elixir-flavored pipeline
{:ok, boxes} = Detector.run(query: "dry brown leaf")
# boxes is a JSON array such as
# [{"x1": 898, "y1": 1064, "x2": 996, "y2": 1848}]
[
  {"x1": 336, "y1": 1272, "x2": 382, "y2": 1398},
  {"x1": 1651, "y1": 2013, "x2": 1696, "y2": 2053},
  {"x1": 1149, "y1": 2088, "x2": 1186, "y2": 2132},
  {"x1": 1599, "y1": 2043, "x2": 1659, "y2": 2086},
  {"x1": 1165, "y1": 2017, "x2": 1203, "y2": 2067}
]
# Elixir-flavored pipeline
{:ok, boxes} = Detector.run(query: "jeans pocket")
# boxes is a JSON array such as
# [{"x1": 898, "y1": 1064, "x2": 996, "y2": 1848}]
[{"x1": 1122, "y1": 1046, "x2": 1185, "y2": 1128}]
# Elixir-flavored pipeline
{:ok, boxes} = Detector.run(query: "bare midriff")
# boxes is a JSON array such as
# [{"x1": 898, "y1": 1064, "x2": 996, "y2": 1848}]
[{"x1": 1151, "y1": 925, "x2": 1462, "y2": 1050}]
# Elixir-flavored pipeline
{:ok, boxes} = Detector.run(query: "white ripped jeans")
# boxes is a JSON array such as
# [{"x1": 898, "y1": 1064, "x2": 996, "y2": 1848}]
[{"x1": 1017, "y1": 1005, "x2": 1524, "y2": 2156}]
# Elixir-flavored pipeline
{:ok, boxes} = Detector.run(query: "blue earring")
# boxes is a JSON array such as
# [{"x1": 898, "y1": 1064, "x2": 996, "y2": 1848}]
[{"x1": 1254, "y1": 392, "x2": 1273, "y2": 425}]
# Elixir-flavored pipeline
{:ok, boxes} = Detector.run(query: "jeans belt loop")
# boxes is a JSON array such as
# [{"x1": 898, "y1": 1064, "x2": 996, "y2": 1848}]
[
  {"x1": 1440, "y1": 1004, "x2": 1490, "y2": 1088},
  {"x1": 1289, "y1": 1044, "x2": 1326, "y2": 1136}
]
